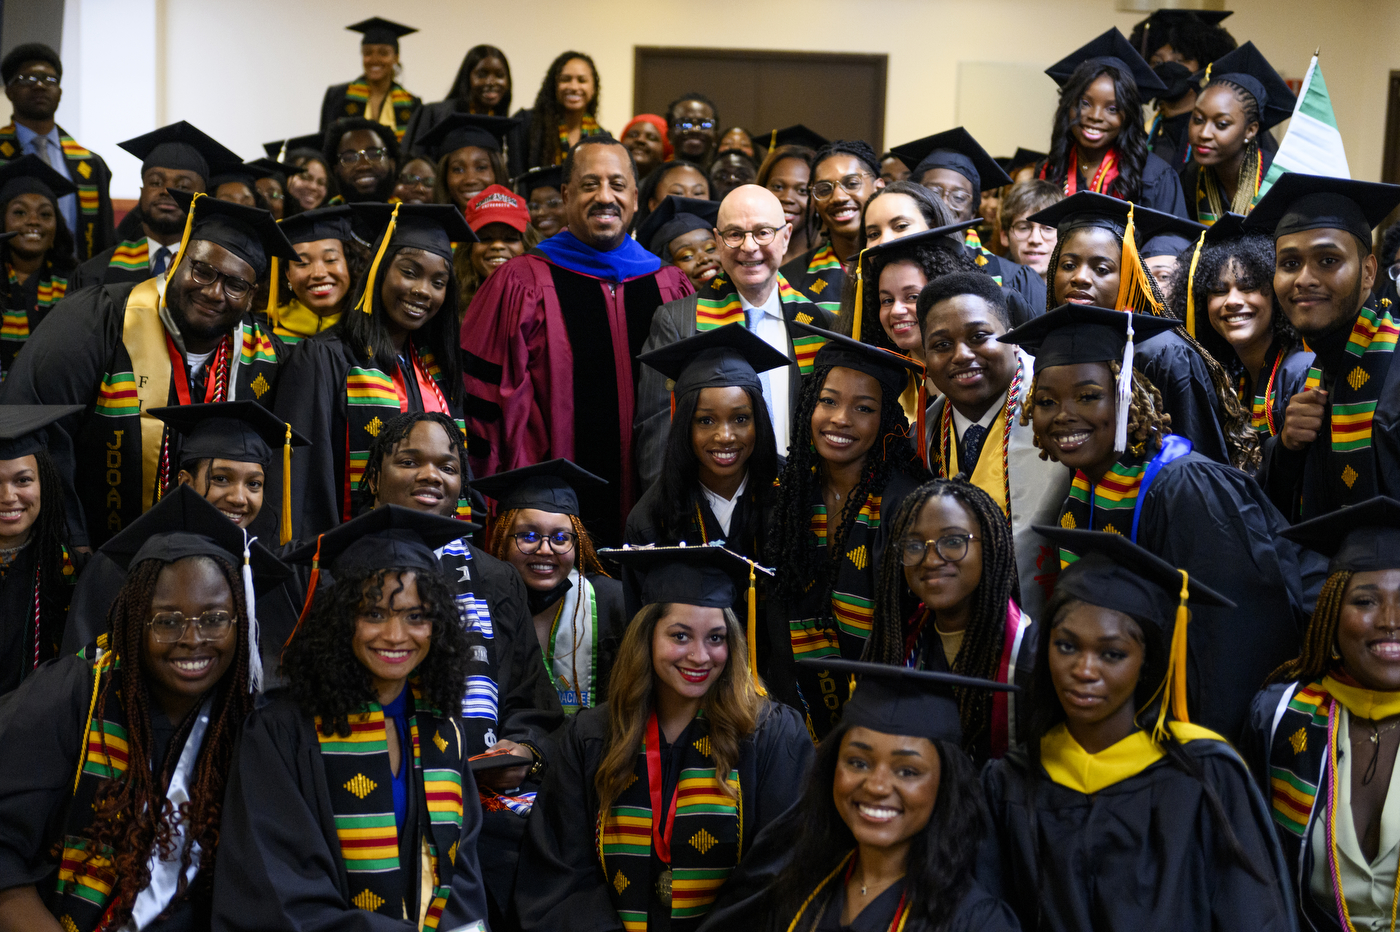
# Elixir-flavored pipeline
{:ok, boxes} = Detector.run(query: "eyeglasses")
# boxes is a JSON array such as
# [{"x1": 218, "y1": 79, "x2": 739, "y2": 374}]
[
  {"x1": 512, "y1": 530, "x2": 577, "y2": 554},
  {"x1": 925, "y1": 185, "x2": 975, "y2": 210},
  {"x1": 1388, "y1": 262, "x2": 1400, "y2": 284},
  {"x1": 8, "y1": 73, "x2": 59, "y2": 89},
  {"x1": 398, "y1": 173, "x2": 434, "y2": 188},
  {"x1": 529, "y1": 197, "x2": 564, "y2": 212},
  {"x1": 338, "y1": 147, "x2": 388, "y2": 165},
  {"x1": 673, "y1": 120, "x2": 716, "y2": 132},
  {"x1": 186, "y1": 259, "x2": 253, "y2": 300},
  {"x1": 148, "y1": 610, "x2": 234, "y2": 643},
  {"x1": 811, "y1": 172, "x2": 875, "y2": 201},
  {"x1": 900, "y1": 533, "x2": 978, "y2": 566},
  {"x1": 1008, "y1": 221, "x2": 1055, "y2": 240},
  {"x1": 143, "y1": 174, "x2": 200, "y2": 194},
  {"x1": 263, "y1": 190, "x2": 284, "y2": 201},
  {"x1": 718, "y1": 226, "x2": 782, "y2": 248}
]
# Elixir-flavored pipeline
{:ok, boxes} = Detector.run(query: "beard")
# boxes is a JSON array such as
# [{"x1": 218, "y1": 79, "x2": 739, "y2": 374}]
[
  {"x1": 337, "y1": 171, "x2": 395, "y2": 203},
  {"x1": 144, "y1": 208, "x2": 187, "y2": 237}
]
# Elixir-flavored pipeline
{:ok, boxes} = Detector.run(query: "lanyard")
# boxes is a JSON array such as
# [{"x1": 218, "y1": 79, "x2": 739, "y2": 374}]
[
  {"x1": 166, "y1": 332, "x2": 224, "y2": 405},
  {"x1": 644, "y1": 710, "x2": 680, "y2": 864}
]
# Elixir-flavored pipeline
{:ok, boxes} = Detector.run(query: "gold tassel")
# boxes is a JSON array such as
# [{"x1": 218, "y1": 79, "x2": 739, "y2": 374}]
[
  {"x1": 280, "y1": 423, "x2": 293, "y2": 545},
  {"x1": 912, "y1": 370, "x2": 928, "y2": 468},
  {"x1": 73, "y1": 652, "x2": 113, "y2": 795},
  {"x1": 1153, "y1": 569, "x2": 1192, "y2": 741},
  {"x1": 267, "y1": 257, "x2": 280, "y2": 328},
  {"x1": 746, "y1": 560, "x2": 766, "y2": 696},
  {"x1": 769, "y1": 129, "x2": 778, "y2": 151},
  {"x1": 1113, "y1": 204, "x2": 1163, "y2": 315},
  {"x1": 1184, "y1": 230, "x2": 1207, "y2": 338},
  {"x1": 850, "y1": 246, "x2": 872, "y2": 339},
  {"x1": 163, "y1": 192, "x2": 204, "y2": 299},
  {"x1": 355, "y1": 202, "x2": 401, "y2": 314}
]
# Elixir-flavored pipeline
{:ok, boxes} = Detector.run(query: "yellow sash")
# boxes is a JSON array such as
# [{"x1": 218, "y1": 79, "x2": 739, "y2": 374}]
[
  {"x1": 1040, "y1": 721, "x2": 1225, "y2": 794},
  {"x1": 1322, "y1": 676, "x2": 1400, "y2": 721},
  {"x1": 120, "y1": 278, "x2": 173, "y2": 511},
  {"x1": 945, "y1": 400, "x2": 1010, "y2": 516},
  {"x1": 273, "y1": 298, "x2": 341, "y2": 341}
]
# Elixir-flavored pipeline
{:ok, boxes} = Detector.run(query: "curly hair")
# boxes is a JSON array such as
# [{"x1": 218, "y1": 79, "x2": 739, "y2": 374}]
[
  {"x1": 276, "y1": 234, "x2": 370, "y2": 316},
  {"x1": 768, "y1": 364, "x2": 930, "y2": 620},
  {"x1": 1043, "y1": 63, "x2": 1149, "y2": 203},
  {"x1": 859, "y1": 242, "x2": 983, "y2": 352},
  {"x1": 863, "y1": 480, "x2": 1018, "y2": 763},
  {"x1": 526, "y1": 51, "x2": 601, "y2": 169},
  {"x1": 282, "y1": 563, "x2": 470, "y2": 735},
  {"x1": 595, "y1": 602, "x2": 761, "y2": 814},
  {"x1": 359, "y1": 410, "x2": 470, "y2": 505},
  {"x1": 82, "y1": 555, "x2": 253, "y2": 928},
  {"x1": 490, "y1": 506, "x2": 606, "y2": 577},
  {"x1": 773, "y1": 723, "x2": 987, "y2": 931},
  {"x1": 1045, "y1": 224, "x2": 1260, "y2": 471},
  {"x1": 282, "y1": 149, "x2": 339, "y2": 217},
  {"x1": 813, "y1": 139, "x2": 882, "y2": 180},
  {"x1": 1021, "y1": 360, "x2": 1173, "y2": 462},
  {"x1": 1267, "y1": 571, "x2": 1353, "y2": 685},
  {"x1": 446, "y1": 44, "x2": 512, "y2": 115}
]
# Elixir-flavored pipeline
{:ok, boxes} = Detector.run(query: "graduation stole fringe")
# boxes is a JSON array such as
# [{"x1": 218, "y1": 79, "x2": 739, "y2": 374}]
[
  {"x1": 1267, "y1": 679, "x2": 1329, "y2": 838},
  {"x1": 314, "y1": 687, "x2": 463, "y2": 926},
  {"x1": 934, "y1": 358, "x2": 1023, "y2": 522},
  {"x1": 1302, "y1": 303, "x2": 1399, "y2": 504},
  {"x1": 596, "y1": 716, "x2": 742, "y2": 932}
]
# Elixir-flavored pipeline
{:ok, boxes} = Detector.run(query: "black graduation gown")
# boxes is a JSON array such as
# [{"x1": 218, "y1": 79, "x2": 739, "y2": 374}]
[
  {"x1": 514, "y1": 699, "x2": 814, "y2": 932},
  {"x1": 319, "y1": 79, "x2": 422, "y2": 140},
  {"x1": 0, "y1": 654, "x2": 207, "y2": 931},
  {"x1": 211, "y1": 693, "x2": 490, "y2": 932},
  {"x1": 532, "y1": 572, "x2": 628, "y2": 709},
  {"x1": 1148, "y1": 111, "x2": 1192, "y2": 175},
  {"x1": 1136, "y1": 331, "x2": 1230, "y2": 464},
  {"x1": 980, "y1": 739, "x2": 1296, "y2": 932},
  {"x1": 0, "y1": 543, "x2": 81, "y2": 698},
  {"x1": 967, "y1": 245, "x2": 1048, "y2": 320}
]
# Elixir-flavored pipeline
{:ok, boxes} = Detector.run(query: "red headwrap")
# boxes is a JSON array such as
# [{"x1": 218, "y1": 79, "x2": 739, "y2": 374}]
[{"x1": 622, "y1": 113, "x2": 672, "y2": 161}]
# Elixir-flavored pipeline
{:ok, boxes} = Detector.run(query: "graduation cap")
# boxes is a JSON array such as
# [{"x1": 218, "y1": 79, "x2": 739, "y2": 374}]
[
  {"x1": 637, "y1": 322, "x2": 791, "y2": 404},
  {"x1": 1046, "y1": 28, "x2": 1167, "y2": 95},
  {"x1": 346, "y1": 17, "x2": 417, "y2": 48},
  {"x1": 1281, "y1": 496, "x2": 1400, "y2": 575},
  {"x1": 166, "y1": 189, "x2": 297, "y2": 281},
  {"x1": 791, "y1": 320, "x2": 925, "y2": 401},
  {"x1": 1245, "y1": 173, "x2": 1400, "y2": 245},
  {"x1": 350, "y1": 202, "x2": 477, "y2": 314},
  {"x1": 264, "y1": 134, "x2": 326, "y2": 161},
  {"x1": 1034, "y1": 526, "x2": 1234, "y2": 733},
  {"x1": 209, "y1": 161, "x2": 281, "y2": 195},
  {"x1": 99, "y1": 484, "x2": 293, "y2": 691},
  {"x1": 468, "y1": 748, "x2": 535, "y2": 773},
  {"x1": 852, "y1": 218, "x2": 981, "y2": 352},
  {"x1": 514, "y1": 165, "x2": 563, "y2": 198},
  {"x1": 1008, "y1": 147, "x2": 1047, "y2": 174},
  {"x1": 764, "y1": 124, "x2": 828, "y2": 153},
  {"x1": 1149, "y1": 61, "x2": 1196, "y2": 103},
  {"x1": 1140, "y1": 211, "x2": 1206, "y2": 259},
  {"x1": 1181, "y1": 212, "x2": 1250, "y2": 337},
  {"x1": 600, "y1": 543, "x2": 775, "y2": 692},
  {"x1": 247, "y1": 157, "x2": 290, "y2": 182},
  {"x1": 472, "y1": 459, "x2": 606, "y2": 517},
  {"x1": 277, "y1": 204, "x2": 354, "y2": 246},
  {"x1": 0, "y1": 404, "x2": 83, "y2": 460},
  {"x1": 414, "y1": 113, "x2": 518, "y2": 161},
  {"x1": 1001, "y1": 304, "x2": 1178, "y2": 452},
  {"x1": 1193, "y1": 42, "x2": 1295, "y2": 131},
  {"x1": 119, "y1": 121, "x2": 243, "y2": 185},
  {"x1": 635, "y1": 195, "x2": 720, "y2": 258},
  {"x1": 890, "y1": 127, "x2": 1012, "y2": 192},
  {"x1": 0, "y1": 154, "x2": 77, "y2": 206},
  {"x1": 1135, "y1": 8, "x2": 1233, "y2": 31},
  {"x1": 796, "y1": 658, "x2": 1017, "y2": 745}
]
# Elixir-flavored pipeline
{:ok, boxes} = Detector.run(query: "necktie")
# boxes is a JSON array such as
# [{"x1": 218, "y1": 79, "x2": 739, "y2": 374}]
[
  {"x1": 960, "y1": 424, "x2": 988, "y2": 471},
  {"x1": 152, "y1": 246, "x2": 171, "y2": 276},
  {"x1": 32, "y1": 136, "x2": 56, "y2": 168},
  {"x1": 745, "y1": 305, "x2": 774, "y2": 417}
]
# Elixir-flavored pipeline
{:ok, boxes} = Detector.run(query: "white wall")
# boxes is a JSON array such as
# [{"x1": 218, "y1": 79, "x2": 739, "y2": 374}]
[{"x1": 25, "y1": 0, "x2": 1400, "y2": 199}]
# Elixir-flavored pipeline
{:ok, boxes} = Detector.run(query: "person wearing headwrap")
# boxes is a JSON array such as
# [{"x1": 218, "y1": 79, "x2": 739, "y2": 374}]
[
  {"x1": 0, "y1": 42, "x2": 114, "y2": 263},
  {"x1": 0, "y1": 191, "x2": 295, "y2": 548},
  {"x1": 67, "y1": 121, "x2": 242, "y2": 290},
  {"x1": 621, "y1": 113, "x2": 671, "y2": 178},
  {"x1": 1248, "y1": 174, "x2": 1400, "y2": 523},
  {"x1": 318, "y1": 17, "x2": 422, "y2": 143},
  {"x1": 0, "y1": 156, "x2": 76, "y2": 374}
]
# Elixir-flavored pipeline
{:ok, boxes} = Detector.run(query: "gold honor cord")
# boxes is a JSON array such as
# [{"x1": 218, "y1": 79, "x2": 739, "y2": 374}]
[{"x1": 281, "y1": 422, "x2": 293, "y2": 545}]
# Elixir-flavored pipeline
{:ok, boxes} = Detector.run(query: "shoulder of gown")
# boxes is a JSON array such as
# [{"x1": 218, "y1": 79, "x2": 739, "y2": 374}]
[{"x1": 1140, "y1": 152, "x2": 1190, "y2": 219}]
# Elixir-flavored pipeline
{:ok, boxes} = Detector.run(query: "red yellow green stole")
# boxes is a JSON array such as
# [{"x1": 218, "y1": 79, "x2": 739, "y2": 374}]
[
  {"x1": 799, "y1": 243, "x2": 843, "y2": 316},
  {"x1": 693, "y1": 273, "x2": 822, "y2": 374},
  {"x1": 342, "y1": 81, "x2": 417, "y2": 141},
  {"x1": 596, "y1": 714, "x2": 742, "y2": 932},
  {"x1": 1057, "y1": 456, "x2": 1148, "y2": 566},
  {"x1": 314, "y1": 689, "x2": 464, "y2": 928},
  {"x1": 1247, "y1": 343, "x2": 1289, "y2": 437},
  {"x1": 108, "y1": 239, "x2": 149, "y2": 273},
  {"x1": 556, "y1": 114, "x2": 604, "y2": 164}
]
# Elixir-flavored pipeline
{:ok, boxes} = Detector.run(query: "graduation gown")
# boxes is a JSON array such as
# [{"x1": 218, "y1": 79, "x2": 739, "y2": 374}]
[
  {"x1": 1258, "y1": 300, "x2": 1400, "y2": 523},
  {"x1": 0, "y1": 279, "x2": 283, "y2": 547},
  {"x1": 1054, "y1": 445, "x2": 1306, "y2": 740},
  {"x1": 0, "y1": 260, "x2": 69, "y2": 378},
  {"x1": 1043, "y1": 151, "x2": 1189, "y2": 219},
  {"x1": 0, "y1": 123, "x2": 115, "y2": 263},
  {"x1": 0, "y1": 542, "x2": 80, "y2": 697},
  {"x1": 1148, "y1": 110, "x2": 1192, "y2": 175},
  {"x1": 212, "y1": 692, "x2": 489, "y2": 932},
  {"x1": 1242, "y1": 341, "x2": 1315, "y2": 450},
  {"x1": 1135, "y1": 330, "x2": 1230, "y2": 464},
  {"x1": 67, "y1": 236, "x2": 164, "y2": 290},
  {"x1": 533, "y1": 571, "x2": 627, "y2": 714},
  {"x1": 514, "y1": 699, "x2": 814, "y2": 932},
  {"x1": 963, "y1": 230, "x2": 1048, "y2": 317},
  {"x1": 980, "y1": 731, "x2": 1296, "y2": 931},
  {"x1": 319, "y1": 78, "x2": 421, "y2": 142},
  {"x1": 779, "y1": 241, "x2": 846, "y2": 320}
]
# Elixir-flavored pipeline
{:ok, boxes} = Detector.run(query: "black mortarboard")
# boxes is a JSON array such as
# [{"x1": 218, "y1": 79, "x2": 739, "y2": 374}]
[
  {"x1": 167, "y1": 190, "x2": 297, "y2": 279},
  {"x1": 352, "y1": 202, "x2": 478, "y2": 264},
  {"x1": 791, "y1": 321, "x2": 924, "y2": 400},
  {"x1": 278, "y1": 204, "x2": 354, "y2": 246},
  {"x1": 890, "y1": 127, "x2": 1012, "y2": 192},
  {"x1": 1141, "y1": 211, "x2": 1206, "y2": 258},
  {"x1": 764, "y1": 124, "x2": 828, "y2": 153},
  {"x1": 1282, "y1": 497, "x2": 1400, "y2": 575},
  {"x1": 599, "y1": 544, "x2": 772, "y2": 609},
  {"x1": 468, "y1": 749, "x2": 536, "y2": 773},
  {"x1": 119, "y1": 121, "x2": 242, "y2": 185},
  {"x1": 1150, "y1": 61, "x2": 1196, "y2": 102},
  {"x1": 1202, "y1": 211, "x2": 1249, "y2": 246},
  {"x1": 800, "y1": 658, "x2": 1016, "y2": 745},
  {"x1": 99, "y1": 485, "x2": 292, "y2": 596},
  {"x1": 635, "y1": 195, "x2": 720, "y2": 258},
  {"x1": 285, "y1": 504, "x2": 476, "y2": 578},
  {"x1": 515, "y1": 165, "x2": 563, "y2": 197},
  {"x1": 1000, "y1": 303, "x2": 1177, "y2": 370},
  {"x1": 1136, "y1": 9, "x2": 1233, "y2": 30},
  {"x1": 247, "y1": 157, "x2": 290, "y2": 183},
  {"x1": 0, "y1": 404, "x2": 83, "y2": 460},
  {"x1": 863, "y1": 219, "x2": 981, "y2": 263},
  {"x1": 346, "y1": 17, "x2": 417, "y2": 48},
  {"x1": 472, "y1": 459, "x2": 606, "y2": 516},
  {"x1": 1194, "y1": 42, "x2": 1296, "y2": 130},
  {"x1": 1046, "y1": 28, "x2": 1168, "y2": 94},
  {"x1": 264, "y1": 134, "x2": 326, "y2": 161},
  {"x1": 209, "y1": 161, "x2": 280, "y2": 194},
  {"x1": 1027, "y1": 190, "x2": 1147, "y2": 239},
  {"x1": 637, "y1": 322, "x2": 791, "y2": 400},
  {"x1": 148, "y1": 401, "x2": 309, "y2": 468},
  {"x1": 1246, "y1": 173, "x2": 1400, "y2": 245},
  {"x1": 414, "y1": 113, "x2": 518, "y2": 160},
  {"x1": 1009, "y1": 148, "x2": 1047, "y2": 173},
  {"x1": 0, "y1": 154, "x2": 77, "y2": 205}
]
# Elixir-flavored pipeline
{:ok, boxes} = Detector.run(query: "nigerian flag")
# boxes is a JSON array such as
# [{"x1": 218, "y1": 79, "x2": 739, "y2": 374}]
[{"x1": 1259, "y1": 53, "x2": 1350, "y2": 198}]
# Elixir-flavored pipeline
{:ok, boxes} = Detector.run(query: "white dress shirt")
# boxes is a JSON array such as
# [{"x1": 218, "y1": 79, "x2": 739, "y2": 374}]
[{"x1": 737, "y1": 283, "x2": 791, "y2": 453}]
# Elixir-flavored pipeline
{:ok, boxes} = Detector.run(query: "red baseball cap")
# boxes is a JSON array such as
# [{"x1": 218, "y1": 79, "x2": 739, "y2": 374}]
[{"x1": 463, "y1": 184, "x2": 530, "y2": 233}]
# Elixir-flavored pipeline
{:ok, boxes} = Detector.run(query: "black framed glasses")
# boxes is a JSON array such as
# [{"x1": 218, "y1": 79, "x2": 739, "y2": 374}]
[
  {"x1": 398, "y1": 172, "x2": 434, "y2": 188},
  {"x1": 512, "y1": 530, "x2": 577, "y2": 554},
  {"x1": 925, "y1": 185, "x2": 976, "y2": 210},
  {"x1": 900, "y1": 534, "x2": 978, "y2": 566},
  {"x1": 9, "y1": 74, "x2": 59, "y2": 89},
  {"x1": 811, "y1": 172, "x2": 875, "y2": 201},
  {"x1": 148, "y1": 610, "x2": 234, "y2": 643},
  {"x1": 186, "y1": 259, "x2": 253, "y2": 300},
  {"x1": 718, "y1": 226, "x2": 782, "y2": 248},
  {"x1": 337, "y1": 147, "x2": 388, "y2": 165}
]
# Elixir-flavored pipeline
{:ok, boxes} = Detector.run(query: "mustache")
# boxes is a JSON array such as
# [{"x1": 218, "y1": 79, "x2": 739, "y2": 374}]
[{"x1": 588, "y1": 203, "x2": 621, "y2": 216}]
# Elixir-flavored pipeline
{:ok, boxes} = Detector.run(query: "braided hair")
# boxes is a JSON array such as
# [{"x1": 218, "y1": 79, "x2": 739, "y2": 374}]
[
  {"x1": 82, "y1": 555, "x2": 254, "y2": 928},
  {"x1": 1267, "y1": 571, "x2": 1353, "y2": 685},
  {"x1": 1044, "y1": 63, "x2": 1149, "y2": 202},
  {"x1": 490, "y1": 507, "x2": 607, "y2": 577},
  {"x1": 525, "y1": 51, "x2": 601, "y2": 170},
  {"x1": 1196, "y1": 79, "x2": 1263, "y2": 217},
  {"x1": 1021, "y1": 360, "x2": 1173, "y2": 461},
  {"x1": 768, "y1": 364, "x2": 929, "y2": 622},
  {"x1": 863, "y1": 479, "x2": 1019, "y2": 763},
  {"x1": 1044, "y1": 225, "x2": 1260, "y2": 471}
]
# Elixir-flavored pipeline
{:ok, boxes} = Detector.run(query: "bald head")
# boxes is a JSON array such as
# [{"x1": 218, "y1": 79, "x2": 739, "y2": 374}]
[{"x1": 716, "y1": 184, "x2": 791, "y2": 302}]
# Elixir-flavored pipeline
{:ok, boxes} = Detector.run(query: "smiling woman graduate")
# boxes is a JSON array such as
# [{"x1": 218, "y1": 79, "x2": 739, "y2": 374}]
[
  {"x1": 319, "y1": 18, "x2": 422, "y2": 144},
  {"x1": 0, "y1": 156, "x2": 77, "y2": 371}
]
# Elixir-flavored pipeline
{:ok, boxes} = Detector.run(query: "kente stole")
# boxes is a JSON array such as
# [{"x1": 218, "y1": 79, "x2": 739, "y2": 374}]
[{"x1": 692, "y1": 273, "x2": 824, "y2": 375}]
